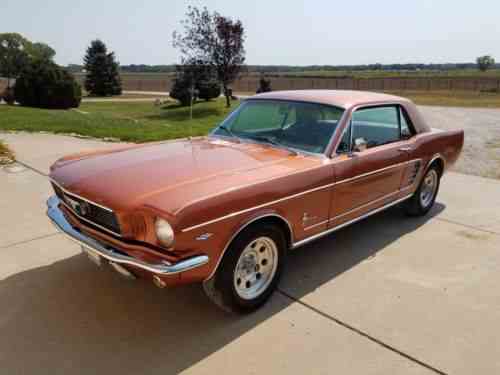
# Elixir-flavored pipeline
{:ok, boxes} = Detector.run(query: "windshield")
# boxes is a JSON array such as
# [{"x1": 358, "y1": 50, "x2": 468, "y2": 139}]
[{"x1": 212, "y1": 100, "x2": 345, "y2": 154}]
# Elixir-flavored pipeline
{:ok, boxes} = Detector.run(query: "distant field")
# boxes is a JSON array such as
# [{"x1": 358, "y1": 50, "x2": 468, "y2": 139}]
[
  {"x1": 270, "y1": 69, "x2": 500, "y2": 78},
  {"x1": 385, "y1": 90, "x2": 500, "y2": 108},
  {"x1": 75, "y1": 69, "x2": 500, "y2": 79}
]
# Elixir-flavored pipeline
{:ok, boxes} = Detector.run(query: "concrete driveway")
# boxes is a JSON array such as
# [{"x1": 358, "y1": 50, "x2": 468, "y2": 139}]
[{"x1": 1, "y1": 133, "x2": 499, "y2": 375}]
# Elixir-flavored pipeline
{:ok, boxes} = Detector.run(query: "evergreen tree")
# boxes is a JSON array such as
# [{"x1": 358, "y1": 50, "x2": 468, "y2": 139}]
[{"x1": 83, "y1": 39, "x2": 122, "y2": 96}]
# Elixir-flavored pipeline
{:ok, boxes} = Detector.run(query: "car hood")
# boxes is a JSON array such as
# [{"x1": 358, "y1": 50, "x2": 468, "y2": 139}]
[{"x1": 49, "y1": 137, "x2": 320, "y2": 216}]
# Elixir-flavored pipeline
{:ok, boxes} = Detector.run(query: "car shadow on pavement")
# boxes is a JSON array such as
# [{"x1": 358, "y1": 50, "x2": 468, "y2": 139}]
[{"x1": 0, "y1": 202, "x2": 444, "y2": 374}]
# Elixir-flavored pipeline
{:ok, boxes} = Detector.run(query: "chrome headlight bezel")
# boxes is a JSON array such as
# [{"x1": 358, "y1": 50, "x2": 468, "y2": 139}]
[{"x1": 155, "y1": 218, "x2": 175, "y2": 248}]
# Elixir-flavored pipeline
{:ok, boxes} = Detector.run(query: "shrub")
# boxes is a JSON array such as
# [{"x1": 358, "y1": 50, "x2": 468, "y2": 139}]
[
  {"x1": 0, "y1": 139, "x2": 15, "y2": 165},
  {"x1": 256, "y1": 77, "x2": 272, "y2": 93},
  {"x1": 197, "y1": 80, "x2": 221, "y2": 101},
  {"x1": 170, "y1": 77, "x2": 197, "y2": 106},
  {"x1": 14, "y1": 60, "x2": 82, "y2": 109}
]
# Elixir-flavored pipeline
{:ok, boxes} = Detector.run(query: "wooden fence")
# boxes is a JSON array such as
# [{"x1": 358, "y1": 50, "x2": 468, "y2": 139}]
[
  {"x1": 19, "y1": 74, "x2": 500, "y2": 94},
  {"x1": 231, "y1": 75, "x2": 500, "y2": 93},
  {"x1": 111, "y1": 74, "x2": 500, "y2": 93}
]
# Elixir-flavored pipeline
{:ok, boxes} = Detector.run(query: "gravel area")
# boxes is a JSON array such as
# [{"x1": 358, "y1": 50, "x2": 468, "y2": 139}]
[{"x1": 420, "y1": 106, "x2": 500, "y2": 179}]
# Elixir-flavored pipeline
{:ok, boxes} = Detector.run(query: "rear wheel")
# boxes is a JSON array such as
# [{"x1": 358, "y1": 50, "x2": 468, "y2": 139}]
[
  {"x1": 405, "y1": 165, "x2": 441, "y2": 216},
  {"x1": 203, "y1": 223, "x2": 286, "y2": 313}
]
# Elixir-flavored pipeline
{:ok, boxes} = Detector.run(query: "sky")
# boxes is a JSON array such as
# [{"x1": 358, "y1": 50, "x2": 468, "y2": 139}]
[{"x1": 2, "y1": 0, "x2": 499, "y2": 66}]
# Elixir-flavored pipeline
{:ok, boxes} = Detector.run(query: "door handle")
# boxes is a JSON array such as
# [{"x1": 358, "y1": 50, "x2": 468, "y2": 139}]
[{"x1": 398, "y1": 147, "x2": 412, "y2": 152}]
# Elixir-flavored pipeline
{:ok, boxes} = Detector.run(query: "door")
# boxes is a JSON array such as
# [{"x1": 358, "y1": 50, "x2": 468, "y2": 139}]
[{"x1": 330, "y1": 105, "x2": 412, "y2": 227}]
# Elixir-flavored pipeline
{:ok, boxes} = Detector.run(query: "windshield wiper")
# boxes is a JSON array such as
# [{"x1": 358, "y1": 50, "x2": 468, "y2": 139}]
[{"x1": 247, "y1": 135, "x2": 297, "y2": 155}]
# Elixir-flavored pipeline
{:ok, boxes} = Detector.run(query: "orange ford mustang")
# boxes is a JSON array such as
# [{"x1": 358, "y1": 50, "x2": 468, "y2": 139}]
[{"x1": 47, "y1": 90, "x2": 464, "y2": 313}]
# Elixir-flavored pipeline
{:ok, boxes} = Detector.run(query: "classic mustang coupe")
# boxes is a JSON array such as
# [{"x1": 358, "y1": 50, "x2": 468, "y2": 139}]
[{"x1": 47, "y1": 90, "x2": 463, "y2": 312}]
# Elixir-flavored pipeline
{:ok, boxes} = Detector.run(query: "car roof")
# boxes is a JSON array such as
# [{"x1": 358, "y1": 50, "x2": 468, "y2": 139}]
[{"x1": 248, "y1": 90, "x2": 411, "y2": 109}]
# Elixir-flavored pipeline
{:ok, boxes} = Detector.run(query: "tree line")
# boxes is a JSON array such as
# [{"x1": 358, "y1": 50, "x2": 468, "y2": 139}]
[{"x1": 67, "y1": 61, "x2": 500, "y2": 75}]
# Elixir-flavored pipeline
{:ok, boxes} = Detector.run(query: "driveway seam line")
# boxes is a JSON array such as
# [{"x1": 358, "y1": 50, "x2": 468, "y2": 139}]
[
  {"x1": 435, "y1": 217, "x2": 500, "y2": 235},
  {"x1": 13, "y1": 159, "x2": 47, "y2": 176},
  {"x1": 0, "y1": 232, "x2": 60, "y2": 249},
  {"x1": 277, "y1": 289, "x2": 448, "y2": 375}
]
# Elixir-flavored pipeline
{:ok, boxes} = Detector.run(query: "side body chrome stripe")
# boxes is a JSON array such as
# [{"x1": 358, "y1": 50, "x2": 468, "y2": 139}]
[
  {"x1": 183, "y1": 159, "x2": 421, "y2": 233},
  {"x1": 181, "y1": 181, "x2": 337, "y2": 232}
]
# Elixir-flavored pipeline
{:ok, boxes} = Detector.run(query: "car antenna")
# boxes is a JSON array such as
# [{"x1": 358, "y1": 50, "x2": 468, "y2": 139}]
[{"x1": 189, "y1": 83, "x2": 194, "y2": 141}]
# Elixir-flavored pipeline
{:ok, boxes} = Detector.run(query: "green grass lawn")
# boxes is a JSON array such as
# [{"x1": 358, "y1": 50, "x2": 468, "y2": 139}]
[
  {"x1": 0, "y1": 99, "x2": 239, "y2": 143},
  {"x1": 1, "y1": 91, "x2": 500, "y2": 145}
]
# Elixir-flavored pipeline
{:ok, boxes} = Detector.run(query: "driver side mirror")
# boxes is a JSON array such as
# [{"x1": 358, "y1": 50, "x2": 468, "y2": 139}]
[{"x1": 353, "y1": 137, "x2": 368, "y2": 152}]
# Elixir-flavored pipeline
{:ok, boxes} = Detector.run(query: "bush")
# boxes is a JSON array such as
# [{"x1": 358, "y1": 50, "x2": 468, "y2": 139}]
[
  {"x1": 256, "y1": 77, "x2": 272, "y2": 93},
  {"x1": 197, "y1": 80, "x2": 221, "y2": 101},
  {"x1": 14, "y1": 60, "x2": 82, "y2": 109},
  {"x1": 1, "y1": 87, "x2": 15, "y2": 104},
  {"x1": 169, "y1": 77, "x2": 196, "y2": 106}
]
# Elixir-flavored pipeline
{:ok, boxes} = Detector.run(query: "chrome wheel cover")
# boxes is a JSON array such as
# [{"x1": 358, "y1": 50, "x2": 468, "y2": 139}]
[
  {"x1": 233, "y1": 236, "x2": 279, "y2": 300},
  {"x1": 420, "y1": 169, "x2": 438, "y2": 208}
]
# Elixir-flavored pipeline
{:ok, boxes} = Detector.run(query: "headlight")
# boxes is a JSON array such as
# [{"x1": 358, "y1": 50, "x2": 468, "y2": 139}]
[{"x1": 155, "y1": 218, "x2": 174, "y2": 248}]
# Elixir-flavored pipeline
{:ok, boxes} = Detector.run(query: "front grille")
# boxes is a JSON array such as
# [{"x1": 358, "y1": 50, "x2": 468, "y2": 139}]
[{"x1": 51, "y1": 182, "x2": 121, "y2": 236}]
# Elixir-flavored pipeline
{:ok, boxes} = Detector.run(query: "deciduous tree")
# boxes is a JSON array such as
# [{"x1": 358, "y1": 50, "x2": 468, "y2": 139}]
[
  {"x1": 477, "y1": 55, "x2": 495, "y2": 72},
  {"x1": 0, "y1": 33, "x2": 30, "y2": 88},
  {"x1": 28, "y1": 42, "x2": 56, "y2": 62},
  {"x1": 173, "y1": 7, "x2": 245, "y2": 107}
]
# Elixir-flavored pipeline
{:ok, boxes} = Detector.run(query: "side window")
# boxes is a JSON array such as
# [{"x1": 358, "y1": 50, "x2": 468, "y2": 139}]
[
  {"x1": 399, "y1": 107, "x2": 415, "y2": 139},
  {"x1": 351, "y1": 106, "x2": 400, "y2": 149}
]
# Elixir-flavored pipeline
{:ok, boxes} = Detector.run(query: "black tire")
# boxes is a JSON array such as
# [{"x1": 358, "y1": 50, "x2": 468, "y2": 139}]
[
  {"x1": 203, "y1": 223, "x2": 287, "y2": 313},
  {"x1": 405, "y1": 164, "x2": 441, "y2": 216}
]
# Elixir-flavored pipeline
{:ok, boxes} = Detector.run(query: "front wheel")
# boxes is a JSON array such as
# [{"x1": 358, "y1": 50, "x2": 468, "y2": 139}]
[
  {"x1": 203, "y1": 224, "x2": 286, "y2": 313},
  {"x1": 405, "y1": 165, "x2": 441, "y2": 216}
]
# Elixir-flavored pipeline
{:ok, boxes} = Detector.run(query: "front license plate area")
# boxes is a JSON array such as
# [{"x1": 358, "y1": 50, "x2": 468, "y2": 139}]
[{"x1": 81, "y1": 246, "x2": 103, "y2": 267}]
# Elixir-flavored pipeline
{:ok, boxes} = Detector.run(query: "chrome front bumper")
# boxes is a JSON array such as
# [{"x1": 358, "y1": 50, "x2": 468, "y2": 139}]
[{"x1": 46, "y1": 196, "x2": 209, "y2": 275}]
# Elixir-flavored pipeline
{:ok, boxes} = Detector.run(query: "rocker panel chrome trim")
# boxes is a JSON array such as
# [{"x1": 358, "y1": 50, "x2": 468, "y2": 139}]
[
  {"x1": 330, "y1": 190, "x2": 400, "y2": 221},
  {"x1": 291, "y1": 193, "x2": 413, "y2": 249}
]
